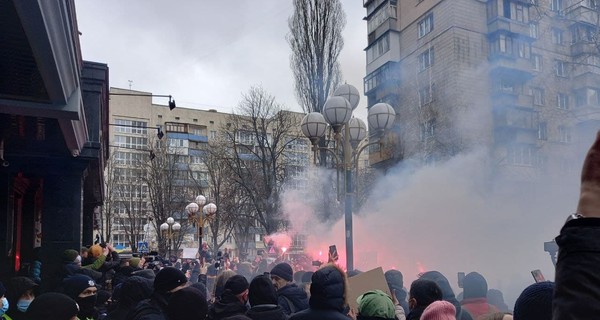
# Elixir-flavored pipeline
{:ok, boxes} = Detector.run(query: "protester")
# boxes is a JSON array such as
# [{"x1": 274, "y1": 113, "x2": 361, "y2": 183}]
[
  {"x1": 385, "y1": 270, "x2": 409, "y2": 315},
  {"x1": 460, "y1": 272, "x2": 498, "y2": 319},
  {"x1": 300, "y1": 271, "x2": 313, "y2": 298},
  {"x1": 420, "y1": 271, "x2": 472, "y2": 320},
  {"x1": 214, "y1": 270, "x2": 237, "y2": 302},
  {"x1": 246, "y1": 274, "x2": 287, "y2": 320},
  {"x1": 407, "y1": 279, "x2": 443, "y2": 320},
  {"x1": 553, "y1": 131, "x2": 600, "y2": 318},
  {"x1": 513, "y1": 282, "x2": 553, "y2": 320},
  {"x1": 105, "y1": 276, "x2": 153, "y2": 320},
  {"x1": 421, "y1": 300, "x2": 456, "y2": 320},
  {"x1": 356, "y1": 290, "x2": 397, "y2": 320},
  {"x1": 208, "y1": 275, "x2": 250, "y2": 320},
  {"x1": 289, "y1": 264, "x2": 349, "y2": 320},
  {"x1": 24, "y1": 292, "x2": 79, "y2": 320},
  {"x1": 62, "y1": 249, "x2": 103, "y2": 282},
  {"x1": 61, "y1": 274, "x2": 99, "y2": 320},
  {"x1": 270, "y1": 262, "x2": 309, "y2": 315},
  {"x1": 5, "y1": 276, "x2": 38, "y2": 320},
  {"x1": 167, "y1": 286, "x2": 209, "y2": 320},
  {"x1": 486, "y1": 290, "x2": 510, "y2": 314},
  {"x1": 128, "y1": 267, "x2": 188, "y2": 320}
]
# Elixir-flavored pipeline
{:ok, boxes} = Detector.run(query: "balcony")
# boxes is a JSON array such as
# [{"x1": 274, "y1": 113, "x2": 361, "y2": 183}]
[
  {"x1": 492, "y1": 92, "x2": 534, "y2": 109},
  {"x1": 566, "y1": 3, "x2": 599, "y2": 25},
  {"x1": 574, "y1": 105, "x2": 600, "y2": 122},
  {"x1": 489, "y1": 56, "x2": 533, "y2": 81},
  {"x1": 572, "y1": 67, "x2": 600, "y2": 88},
  {"x1": 571, "y1": 41, "x2": 599, "y2": 57},
  {"x1": 487, "y1": 17, "x2": 531, "y2": 38}
]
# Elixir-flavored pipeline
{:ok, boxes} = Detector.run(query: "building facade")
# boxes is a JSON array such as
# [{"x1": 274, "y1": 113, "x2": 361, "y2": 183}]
[{"x1": 364, "y1": 0, "x2": 600, "y2": 188}]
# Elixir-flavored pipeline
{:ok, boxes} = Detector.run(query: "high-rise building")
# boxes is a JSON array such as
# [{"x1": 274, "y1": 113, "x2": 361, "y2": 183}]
[{"x1": 364, "y1": 0, "x2": 600, "y2": 187}]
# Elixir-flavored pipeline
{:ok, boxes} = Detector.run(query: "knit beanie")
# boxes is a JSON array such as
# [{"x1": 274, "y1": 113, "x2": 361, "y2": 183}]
[
  {"x1": 25, "y1": 293, "x2": 79, "y2": 320},
  {"x1": 463, "y1": 272, "x2": 488, "y2": 299},
  {"x1": 270, "y1": 262, "x2": 293, "y2": 282},
  {"x1": 249, "y1": 275, "x2": 277, "y2": 306},
  {"x1": 421, "y1": 300, "x2": 457, "y2": 320},
  {"x1": 62, "y1": 274, "x2": 96, "y2": 299},
  {"x1": 225, "y1": 275, "x2": 250, "y2": 295},
  {"x1": 357, "y1": 290, "x2": 396, "y2": 319},
  {"x1": 89, "y1": 244, "x2": 103, "y2": 258},
  {"x1": 154, "y1": 267, "x2": 188, "y2": 293},
  {"x1": 0, "y1": 281, "x2": 5, "y2": 297},
  {"x1": 513, "y1": 282, "x2": 554, "y2": 320},
  {"x1": 129, "y1": 257, "x2": 141, "y2": 268},
  {"x1": 62, "y1": 249, "x2": 79, "y2": 262},
  {"x1": 167, "y1": 287, "x2": 208, "y2": 320}
]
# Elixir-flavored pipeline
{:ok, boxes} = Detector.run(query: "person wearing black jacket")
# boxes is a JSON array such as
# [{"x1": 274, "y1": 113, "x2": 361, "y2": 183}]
[
  {"x1": 419, "y1": 271, "x2": 473, "y2": 320},
  {"x1": 128, "y1": 267, "x2": 188, "y2": 320},
  {"x1": 406, "y1": 279, "x2": 442, "y2": 320},
  {"x1": 246, "y1": 275, "x2": 287, "y2": 320},
  {"x1": 289, "y1": 264, "x2": 351, "y2": 320},
  {"x1": 208, "y1": 275, "x2": 250, "y2": 320},
  {"x1": 105, "y1": 276, "x2": 153, "y2": 320},
  {"x1": 270, "y1": 263, "x2": 309, "y2": 315},
  {"x1": 553, "y1": 130, "x2": 600, "y2": 319}
]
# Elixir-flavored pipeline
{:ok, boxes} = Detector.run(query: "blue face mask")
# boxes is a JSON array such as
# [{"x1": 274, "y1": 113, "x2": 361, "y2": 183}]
[
  {"x1": 0, "y1": 297, "x2": 8, "y2": 315},
  {"x1": 16, "y1": 299, "x2": 32, "y2": 313}
]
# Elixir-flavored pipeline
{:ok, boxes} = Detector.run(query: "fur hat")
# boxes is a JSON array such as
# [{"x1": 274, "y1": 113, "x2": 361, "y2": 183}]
[
  {"x1": 421, "y1": 300, "x2": 457, "y2": 320},
  {"x1": 514, "y1": 282, "x2": 554, "y2": 320},
  {"x1": 463, "y1": 272, "x2": 488, "y2": 299},
  {"x1": 25, "y1": 293, "x2": 79, "y2": 320},
  {"x1": 62, "y1": 249, "x2": 79, "y2": 262},
  {"x1": 357, "y1": 290, "x2": 395, "y2": 319},
  {"x1": 248, "y1": 275, "x2": 277, "y2": 306},
  {"x1": 62, "y1": 275, "x2": 96, "y2": 300},
  {"x1": 225, "y1": 275, "x2": 249, "y2": 295},
  {"x1": 167, "y1": 287, "x2": 208, "y2": 320},
  {"x1": 154, "y1": 267, "x2": 187, "y2": 293},
  {"x1": 270, "y1": 262, "x2": 293, "y2": 282}
]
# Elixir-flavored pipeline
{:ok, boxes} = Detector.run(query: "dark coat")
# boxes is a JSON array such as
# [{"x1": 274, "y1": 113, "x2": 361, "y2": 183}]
[
  {"x1": 128, "y1": 292, "x2": 170, "y2": 320},
  {"x1": 5, "y1": 277, "x2": 37, "y2": 320},
  {"x1": 106, "y1": 276, "x2": 153, "y2": 320},
  {"x1": 247, "y1": 304, "x2": 288, "y2": 320},
  {"x1": 406, "y1": 306, "x2": 425, "y2": 320},
  {"x1": 554, "y1": 218, "x2": 600, "y2": 319},
  {"x1": 208, "y1": 290, "x2": 249, "y2": 320},
  {"x1": 419, "y1": 271, "x2": 473, "y2": 320},
  {"x1": 277, "y1": 284, "x2": 309, "y2": 315},
  {"x1": 289, "y1": 265, "x2": 350, "y2": 320}
]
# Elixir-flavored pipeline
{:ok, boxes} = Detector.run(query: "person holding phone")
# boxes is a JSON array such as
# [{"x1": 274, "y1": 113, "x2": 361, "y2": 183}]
[{"x1": 553, "y1": 131, "x2": 600, "y2": 319}]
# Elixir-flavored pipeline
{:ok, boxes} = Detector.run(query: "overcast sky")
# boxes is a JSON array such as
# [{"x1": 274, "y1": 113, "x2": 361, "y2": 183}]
[{"x1": 75, "y1": 1, "x2": 369, "y2": 120}]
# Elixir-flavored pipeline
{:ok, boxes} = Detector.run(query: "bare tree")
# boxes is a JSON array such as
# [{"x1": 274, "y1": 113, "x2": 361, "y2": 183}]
[
  {"x1": 288, "y1": 0, "x2": 346, "y2": 165},
  {"x1": 221, "y1": 86, "x2": 300, "y2": 234}
]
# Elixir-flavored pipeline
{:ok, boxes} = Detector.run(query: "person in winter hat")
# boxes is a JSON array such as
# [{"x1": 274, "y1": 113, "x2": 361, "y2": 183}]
[
  {"x1": 420, "y1": 271, "x2": 473, "y2": 320},
  {"x1": 487, "y1": 289, "x2": 510, "y2": 314},
  {"x1": 513, "y1": 282, "x2": 554, "y2": 320},
  {"x1": 356, "y1": 290, "x2": 396, "y2": 320},
  {"x1": 5, "y1": 276, "x2": 38, "y2": 320},
  {"x1": 246, "y1": 274, "x2": 286, "y2": 320},
  {"x1": 25, "y1": 292, "x2": 79, "y2": 320},
  {"x1": 460, "y1": 272, "x2": 498, "y2": 319},
  {"x1": 128, "y1": 266, "x2": 188, "y2": 320},
  {"x1": 270, "y1": 262, "x2": 309, "y2": 315},
  {"x1": 407, "y1": 279, "x2": 443, "y2": 320},
  {"x1": 385, "y1": 270, "x2": 409, "y2": 315},
  {"x1": 167, "y1": 286, "x2": 209, "y2": 320},
  {"x1": 105, "y1": 276, "x2": 153, "y2": 320},
  {"x1": 289, "y1": 264, "x2": 350, "y2": 320},
  {"x1": 208, "y1": 275, "x2": 250, "y2": 320},
  {"x1": 61, "y1": 274, "x2": 98, "y2": 320},
  {"x1": 421, "y1": 300, "x2": 457, "y2": 320}
]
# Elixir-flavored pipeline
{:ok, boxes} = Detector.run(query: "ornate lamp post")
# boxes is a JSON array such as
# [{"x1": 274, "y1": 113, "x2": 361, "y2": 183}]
[
  {"x1": 160, "y1": 217, "x2": 181, "y2": 259},
  {"x1": 300, "y1": 84, "x2": 396, "y2": 271},
  {"x1": 186, "y1": 195, "x2": 217, "y2": 260}
]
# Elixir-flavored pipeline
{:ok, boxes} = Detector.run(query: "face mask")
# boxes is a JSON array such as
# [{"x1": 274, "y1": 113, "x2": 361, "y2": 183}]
[
  {"x1": 76, "y1": 295, "x2": 97, "y2": 313},
  {"x1": 0, "y1": 297, "x2": 9, "y2": 315},
  {"x1": 17, "y1": 299, "x2": 32, "y2": 313}
]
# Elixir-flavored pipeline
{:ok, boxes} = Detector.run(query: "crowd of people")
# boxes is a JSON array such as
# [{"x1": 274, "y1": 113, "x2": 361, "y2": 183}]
[{"x1": 3, "y1": 129, "x2": 600, "y2": 320}]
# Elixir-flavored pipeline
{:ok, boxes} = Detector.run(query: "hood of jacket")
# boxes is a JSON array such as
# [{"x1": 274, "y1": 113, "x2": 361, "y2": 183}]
[
  {"x1": 278, "y1": 283, "x2": 309, "y2": 308},
  {"x1": 119, "y1": 276, "x2": 153, "y2": 307},
  {"x1": 211, "y1": 290, "x2": 249, "y2": 319},
  {"x1": 420, "y1": 271, "x2": 462, "y2": 316},
  {"x1": 247, "y1": 304, "x2": 287, "y2": 320},
  {"x1": 309, "y1": 264, "x2": 348, "y2": 312}
]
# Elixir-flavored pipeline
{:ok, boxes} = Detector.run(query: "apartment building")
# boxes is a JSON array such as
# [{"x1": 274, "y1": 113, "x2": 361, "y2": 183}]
[
  {"x1": 364, "y1": 0, "x2": 600, "y2": 188},
  {"x1": 106, "y1": 88, "x2": 311, "y2": 258}
]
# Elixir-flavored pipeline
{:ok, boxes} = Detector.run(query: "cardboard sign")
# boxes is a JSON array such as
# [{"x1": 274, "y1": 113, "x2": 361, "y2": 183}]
[
  {"x1": 182, "y1": 248, "x2": 198, "y2": 259},
  {"x1": 347, "y1": 267, "x2": 392, "y2": 310}
]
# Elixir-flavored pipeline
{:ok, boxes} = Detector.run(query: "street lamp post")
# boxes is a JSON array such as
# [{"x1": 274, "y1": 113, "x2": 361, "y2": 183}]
[
  {"x1": 160, "y1": 217, "x2": 181, "y2": 259},
  {"x1": 186, "y1": 195, "x2": 217, "y2": 260},
  {"x1": 300, "y1": 84, "x2": 395, "y2": 271}
]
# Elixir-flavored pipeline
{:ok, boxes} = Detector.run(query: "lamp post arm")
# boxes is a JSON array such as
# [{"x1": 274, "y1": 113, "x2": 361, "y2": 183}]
[
  {"x1": 312, "y1": 145, "x2": 341, "y2": 167},
  {"x1": 352, "y1": 139, "x2": 381, "y2": 168}
]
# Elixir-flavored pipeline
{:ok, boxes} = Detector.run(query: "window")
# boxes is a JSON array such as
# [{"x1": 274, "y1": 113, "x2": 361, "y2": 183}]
[
  {"x1": 500, "y1": 80, "x2": 516, "y2": 93},
  {"x1": 529, "y1": 23, "x2": 538, "y2": 39},
  {"x1": 551, "y1": 0, "x2": 563, "y2": 12},
  {"x1": 114, "y1": 119, "x2": 148, "y2": 135},
  {"x1": 420, "y1": 119, "x2": 436, "y2": 141},
  {"x1": 555, "y1": 60, "x2": 567, "y2": 77},
  {"x1": 558, "y1": 126, "x2": 572, "y2": 143},
  {"x1": 517, "y1": 42, "x2": 530, "y2": 59},
  {"x1": 557, "y1": 93, "x2": 569, "y2": 109},
  {"x1": 367, "y1": 5, "x2": 396, "y2": 33},
  {"x1": 418, "y1": 13, "x2": 434, "y2": 38},
  {"x1": 210, "y1": 130, "x2": 217, "y2": 139},
  {"x1": 507, "y1": 145, "x2": 537, "y2": 166},
  {"x1": 512, "y1": 2, "x2": 528, "y2": 22},
  {"x1": 366, "y1": 34, "x2": 390, "y2": 64},
  {"x1": 530, "y1": 87, "x2": 545, "y2": 105},
  {"x1": 490, "y1": 34, "x2": 513, "y2": 56},
  {"x1": 538, "y1": 122, "x2": 547, "y2": 140},
  {"x1": 114, "y1": 135, "x2": 148, "y2": 149},
  {"x1": 419, "y1": 85, "x2": 433, "y2": 106},
  {"x1": 532, "y1": 54, "x2": 542, "y2": 71},
  {"x1": 575, "y1": 88, "x2": 600, "y2": 107},
  {"x1": 418, "y1": 47, "x2": 434, "y2": 71},
  {"x1": 552, "y1": 29, "x2": 564, "y2": 45}
]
